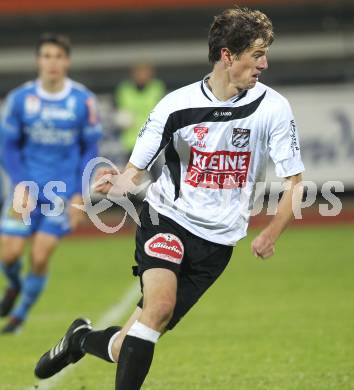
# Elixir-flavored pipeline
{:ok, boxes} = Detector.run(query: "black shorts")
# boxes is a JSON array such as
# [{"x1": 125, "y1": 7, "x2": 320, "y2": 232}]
[{"x1": 134, "y1": 202, "x2": 233, "y2": 329}]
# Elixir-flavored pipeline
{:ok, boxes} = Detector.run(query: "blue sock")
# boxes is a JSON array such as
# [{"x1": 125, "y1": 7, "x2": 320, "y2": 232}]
[
  {"x1": 0, "y1": 259, "x2": 22, "y2": 289},
  {"x1": 12, "y1": 273, "x2": 48, "y2": 320}
]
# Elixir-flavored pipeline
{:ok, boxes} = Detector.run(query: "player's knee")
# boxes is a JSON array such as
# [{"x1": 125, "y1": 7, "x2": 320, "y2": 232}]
[
  {"x1": 143, "y1": 300, "x2": 175, "y2": 329},
  {"x1": 1, "y1": 240, "x2": 24, "y2": 263},
  {"x1": 30, "y1": 251, "x2": 50, "y2": 274},
  {"x1": 155, "y1": 300, "x2": 175, "y2": 323}
]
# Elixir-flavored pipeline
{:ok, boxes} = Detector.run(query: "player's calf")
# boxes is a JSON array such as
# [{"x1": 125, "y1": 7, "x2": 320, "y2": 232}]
[
  {"x1": 116, "y1": 320, "x2": 161, "y2": 390},
  {"x1": 81, "y1": 326, "x2": 121, "y2": 362}
]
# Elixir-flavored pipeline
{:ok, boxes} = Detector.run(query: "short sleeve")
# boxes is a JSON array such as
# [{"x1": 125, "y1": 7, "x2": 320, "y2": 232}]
[{"x1": 268, "y1": 98, "x2": 305, "y2": 178}]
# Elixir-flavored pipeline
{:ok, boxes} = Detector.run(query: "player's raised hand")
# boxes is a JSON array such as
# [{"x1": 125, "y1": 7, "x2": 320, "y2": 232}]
[{"x1": 251, "y1": 232, "x2": 275, "y2": 259}]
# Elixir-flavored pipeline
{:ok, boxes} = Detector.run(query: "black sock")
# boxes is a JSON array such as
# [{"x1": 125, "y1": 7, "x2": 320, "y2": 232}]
[
  {"x1": 115, "y1": 335, "x2": 155, "y2": 390},
  {"x1": 76, "y1": 326, "x2": 121, "y2": 362}
]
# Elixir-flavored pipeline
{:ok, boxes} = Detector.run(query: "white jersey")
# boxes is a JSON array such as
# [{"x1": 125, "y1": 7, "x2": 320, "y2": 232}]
[{"x1": 130, "y1": 78, "x2": 305, "y2": 246}]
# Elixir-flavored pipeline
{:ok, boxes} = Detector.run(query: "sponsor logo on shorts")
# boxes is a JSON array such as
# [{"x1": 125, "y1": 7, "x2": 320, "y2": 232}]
[
  {"x1": 144, "y1": 233, "x2": 184, "y2": 264},
  {"x1": 232, "y1": 128, "x2": 251, "y2": 148},
  {"x1": 185, "y1": 147, "x2": 251, "y2": 189}
]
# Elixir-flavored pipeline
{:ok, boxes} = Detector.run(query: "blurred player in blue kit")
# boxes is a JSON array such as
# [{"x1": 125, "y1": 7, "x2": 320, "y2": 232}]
[{"x1": 0, "y1": 33, "x2": 102, "y2": 333}]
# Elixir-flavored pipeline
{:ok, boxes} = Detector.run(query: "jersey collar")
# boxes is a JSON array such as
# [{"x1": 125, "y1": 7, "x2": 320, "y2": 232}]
[
  {"x1": 36, "y1": 78, "x2": 72, "y2": 101},
  {"x1": 200, "y1": 75, "x2": 247, "y2": 104}
]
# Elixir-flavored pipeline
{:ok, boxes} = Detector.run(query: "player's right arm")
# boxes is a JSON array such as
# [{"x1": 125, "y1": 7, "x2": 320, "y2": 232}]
[
  {"x1": 1, "y1": 91, "x2": 34, "y2": 213},
  {"x1": 1, "y1": 92, "x2": 26, "y2": 185}
]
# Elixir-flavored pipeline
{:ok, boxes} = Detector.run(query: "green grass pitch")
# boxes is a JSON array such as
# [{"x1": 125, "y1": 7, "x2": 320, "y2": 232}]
[{"x1": 0, "y1": 225, "x2": 353, "y2": 390}]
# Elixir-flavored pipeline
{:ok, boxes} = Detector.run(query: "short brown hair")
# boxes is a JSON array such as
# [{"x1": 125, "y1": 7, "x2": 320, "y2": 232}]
[
  {"x1": 208, "y1": 7, "x2": 274, "y2": 64},
  {"x1": 36, "y1": 33, "x2": 71, "y2": 56}
]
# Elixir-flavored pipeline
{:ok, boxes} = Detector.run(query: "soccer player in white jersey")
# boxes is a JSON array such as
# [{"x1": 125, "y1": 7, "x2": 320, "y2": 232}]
[{"x1": 35, "y1": 7, "x2": 304, "y2": 389}]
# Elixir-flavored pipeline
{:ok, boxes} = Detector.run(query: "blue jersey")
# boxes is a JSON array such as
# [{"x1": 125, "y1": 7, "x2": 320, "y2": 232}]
[{"x1": 1, "y1": 78, "x2": 102, "y2": 200}]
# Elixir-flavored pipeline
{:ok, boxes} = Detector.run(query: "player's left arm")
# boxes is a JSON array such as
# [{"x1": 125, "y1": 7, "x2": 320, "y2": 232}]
[
  {"x1": 69, "y1": 142, "x2": 99, "y2": 230},
  {"x1": 251, "y1": 173, "x2": 303, "y2": 259},
  {"x1": 69, "y1": 94, "x2": 102, "y2": 230},
  {"x1": 252, "y1": 96, "x2": 305, "y2": 259},
  {"x1": 94, "y1": 93, "x2": 172, "y2": 196},
  {"x1": 1, "y1": 91, "x2": 37, "y2": 217}
]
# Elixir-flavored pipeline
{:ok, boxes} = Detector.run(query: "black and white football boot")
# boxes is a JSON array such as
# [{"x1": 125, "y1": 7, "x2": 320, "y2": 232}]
[{"x1": 34, "y1": 318, "x2": 92, "y2": 379}]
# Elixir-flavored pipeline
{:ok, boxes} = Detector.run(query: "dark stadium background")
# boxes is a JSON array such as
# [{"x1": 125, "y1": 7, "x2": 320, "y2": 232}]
[{"x1": 1, "y1": 0, "x2": 353, "y2": 91}]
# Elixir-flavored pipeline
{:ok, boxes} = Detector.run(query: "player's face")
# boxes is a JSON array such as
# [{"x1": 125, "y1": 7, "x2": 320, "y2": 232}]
[
  {"x1": 37, "y1": 43, "x2": 70, "y2": 83},
  {"x1": 228, "y1": 38, "x2": 268, "y2": 90}
]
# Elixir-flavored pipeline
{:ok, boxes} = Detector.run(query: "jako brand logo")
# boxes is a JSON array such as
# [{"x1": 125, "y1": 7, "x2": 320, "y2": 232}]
[{"x1": 213, "y1": 111, "x2": 232, "y2": 118}]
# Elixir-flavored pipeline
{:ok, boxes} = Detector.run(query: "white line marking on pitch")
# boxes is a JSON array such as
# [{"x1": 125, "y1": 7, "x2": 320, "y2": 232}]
[{"x1": 25, "y1": 282, "x2": 140, "y2": 390}]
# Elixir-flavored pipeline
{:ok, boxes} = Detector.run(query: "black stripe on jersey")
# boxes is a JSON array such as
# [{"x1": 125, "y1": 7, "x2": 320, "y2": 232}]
[
  {"x1": 145, "y1": 128, "x2": 173, "y2": 170},
  {"x1": 165, "y1": 141, "x2": 181, "y2": 200},
  {"x1": 169, "y1": 91, "x2": 266, "y2": 131},
  {"x1": 145, "y1": 137, "x2": 181, "y2": 200}
]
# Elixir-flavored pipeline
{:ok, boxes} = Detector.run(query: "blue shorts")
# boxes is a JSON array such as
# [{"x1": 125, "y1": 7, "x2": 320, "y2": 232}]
[{"x1": 0, "y1": 197, "x2": 71, "y2": 238}]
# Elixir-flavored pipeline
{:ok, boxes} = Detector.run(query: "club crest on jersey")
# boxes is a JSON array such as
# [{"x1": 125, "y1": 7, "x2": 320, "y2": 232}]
[
  {"x1": 194, "y1": 126, "x2": 208, "y2": 140},
  {"x1": 25, "y1": 95, "x2": 41, "y2": 115},
  {"x1": 232, "y1": 128, "x2": 250, "y2": 148},
  {"x1": 144, "y1": 233, "x2": 184, "y2": 264}
]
